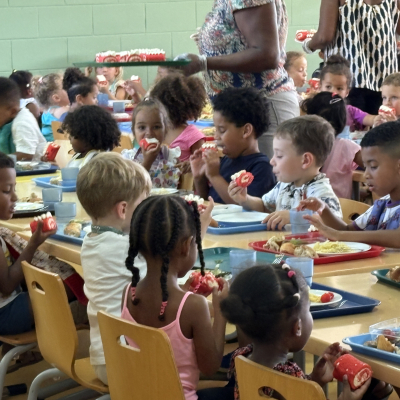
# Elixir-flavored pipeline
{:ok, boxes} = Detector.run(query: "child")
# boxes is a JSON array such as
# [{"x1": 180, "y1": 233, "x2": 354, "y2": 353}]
[
  {"x1": 191, "y1": 87, "x2": 275, "y2": 204},
  {"x1": 319, "y1": 55, "x2": 378, "y2": 137},
  {"x1": 303, "y1": 92, "x2": 363, "y2": 199},
  {"x1": 77, "y1": 153, "x2": 152, "y2": 385},
  {"x1": 121, "y1": 195, "x2": 228, "y2": 400},
  {"x1": 299, "y1": 122, "x2": 400, "y2": 248},
  {"x1": 61, "y1": 68, "x2": 98, "y2": 119},
  {"x1": 123, "y1": 99, "x2": 182, "y2": 189},
  {"x1": 228, "y1": 115, "x2": 342, "y2": 230},
  {"x1": 219, "y1": 264, "x2": 391, "y2": 400},
  {"x1": 9, "y1": 70, "x2": 40, "y2": 121},
  {"x1": 151, "y1": 73, "x2": 207, "y2": 165},
  {"x1": 61, "y1": 105, "x2": 121, "y2": 169},
  {"x1": 284, "y1": 51, "x2": 308, "y2": 90},
  {"x1": 32, "y1": 73, "x2": 69, "y2": 142},
  {"x1": 377, "y1": 73, "x2": 400, "y2": 125},
  {"x1": 99, "y1": 65, "x2": 128, "y2": 100}
]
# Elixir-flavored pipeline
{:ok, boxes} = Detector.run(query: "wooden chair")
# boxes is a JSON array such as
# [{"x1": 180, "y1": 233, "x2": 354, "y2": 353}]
[
  {"x1": 179, "y1": 172, "x2": 194, "y2": 191},
  {"x1": 112, "y1": 135, "x2": 133, "y2": 153},
  {"x1": 339, "y1": 198, "x2": 370, "y2": 224},
  {"x1": 235, "y1": 355, "x2": 325, "y2": 400},
  {"x1": 21, "y1": 261, "x2": 109, "y2": 400},
  {"x1": 97, "y1": 310, "x2": 185, "y2": 400},
  {"x1": 51, "y1": 121, "x2": 66, "y2": 141}
]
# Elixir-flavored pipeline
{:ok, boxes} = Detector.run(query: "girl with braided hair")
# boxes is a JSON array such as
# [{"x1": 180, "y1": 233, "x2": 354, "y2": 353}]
[{"x1": 121, "y1": 195, "x2": 228, "y2": 400}]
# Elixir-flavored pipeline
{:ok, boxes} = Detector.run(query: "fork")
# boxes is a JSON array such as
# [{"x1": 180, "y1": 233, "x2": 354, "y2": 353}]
[{"x1": 272, "y1": 254, "x2": 285, "y2": 264}]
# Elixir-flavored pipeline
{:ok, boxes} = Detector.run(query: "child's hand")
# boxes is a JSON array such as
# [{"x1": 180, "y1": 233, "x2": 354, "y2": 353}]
[
  {"x1": 303, "y1": 213, "x2": 340, "y2": 240},
  {"x1": 176, "y1": 160, "x2": 191, "y2": 175},
  {"x1": 29, "y1": 220, "x2": 57, "y2": 248},
  {"x1": 228, "y1": 181, "x2": 248, "y2": 205},
  {"x1": 141, "y1": 141, "x2": 160, "y2": 164},
  {"x1": 204, "y1": 151, "x2": 220, "y2": 179},
  {"x1": 180, "y1": 275, "x2": 194, "y2": 292},
  {"x1": 190, "y1": 150, "x2": 206, "y2": 178},
  {"x1": 297, "y1": 197, "x2": 326, "y2": 214},
  {"x1": 199, "y1": 197, "x2": 215, "y2": 238},
  {"x1": 311, "y1": 342, "x2": 346, "y2": 387},
  {"x1": 263, "y1": 210, "x2": 290, "y2": 231},
  {"x1": 338, "y1": 375, "x2": 371, "y2": 400},
  {"x1": 212, "y1": 278, "x2": 229, "y2": 312}
]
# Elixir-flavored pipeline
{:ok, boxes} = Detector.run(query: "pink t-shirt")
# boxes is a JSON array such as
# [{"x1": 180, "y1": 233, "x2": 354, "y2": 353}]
[
  {"x1": 321, "y1": 138, "x2": 361, "y2": 199},
  {"x1": 170, "y1": 125, "x2": 205, "y2": 162}
]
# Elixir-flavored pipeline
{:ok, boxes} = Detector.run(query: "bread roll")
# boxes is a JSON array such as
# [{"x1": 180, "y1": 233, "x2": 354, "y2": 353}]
[
  {"x1": 294, "y1": 245, "x2": 319, "y2": 259},
  {"x1": 377, "y1": 334, "x2": 395, "y2": 352},
  {"x1": 64, "y1": 222, "x2": 82, "y2": 238},
  {"x1": 387, "y1": 266, "x2": 400, "y2": 282},
  {"x1": 280, "y1": 242, "x2": 296, "y2": 255},
  {"x1": 209, "y1": 218, "x2": 219, "y2": 228}
]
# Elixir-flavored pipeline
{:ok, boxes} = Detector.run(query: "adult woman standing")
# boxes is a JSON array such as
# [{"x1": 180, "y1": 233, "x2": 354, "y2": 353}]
[
  {"x1": 178, "y1": 0, "x2": 299, "y2": 159},
  {"x1": 304, "y1": 0, "x2": 400, "y2": 115}
]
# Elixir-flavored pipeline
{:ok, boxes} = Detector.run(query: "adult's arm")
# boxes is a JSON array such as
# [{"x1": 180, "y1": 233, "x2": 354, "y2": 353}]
[
  {"x1": 206, "y1": 2, "x2": 280, "y2": 73},
  {"x1": 397, "y1": 0, "x2": 400, "y2": 35},
  {"x1": 308, "y1": 0, "x2": 340, "y2": 52}
]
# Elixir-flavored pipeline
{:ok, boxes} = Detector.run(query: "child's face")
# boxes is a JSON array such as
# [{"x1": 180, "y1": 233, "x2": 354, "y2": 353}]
[
  {"x1": 79, "y1": 86, "x2": 99, "y2": 106},
  {"x1": 95, "y1": 67, "x2": 104, "y2": 75},
  {"x1": 270, "y1": 137, "x2": 305, "y2": 183},
  {"x1": 0, "y1": 100, "x2": 19, "y2": 128},
  {"x1": 319, "y1": 73, "x2": 349, "y2": 99},
  {"x1": 123, "y1": 191, "x2": 148, "y2": 233},
  {"x1": 133, "y1": 108, "x2": 166, "y2": 144},
  {"x1": 287, "y1": 57, "x2": 307, "y2": 88},
  {"x1": 213, "y1": 111, "x2": 249, "y2": 158},
  {"x1": 0, "y1": 168, "x2": 18, "y2": 221},
  {"x1": 381, "y1": 85, "x2": 400, "y2": 116},
  {"x1": 362, "y1": 146, "x2": 400, "y2": 198},
  {"x1": 103, "y1": 67, "x2": 119, "y2": 83},
  {"x1": 69, "y1": 134, "x2": 91, "y2": 155}
]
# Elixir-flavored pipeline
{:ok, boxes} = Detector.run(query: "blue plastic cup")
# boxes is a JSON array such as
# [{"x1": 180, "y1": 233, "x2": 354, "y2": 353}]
[
  {"x1": 61, "y1": 168, "x2": 79, "y2": 182},
  {"x1": 230, "y1": 250, "x2": 257, "y2": 279},
  {"x1": 42, "y1": 188, "x2": 62, "y2": 202},
  {"x1": 285, "y1": 257, "x2": 314, "y2": 286},
  {"x1": 54, "y1": 202, "x2": 76, "y2": 223},
  {"x1": 97, "y1": 93, "x2": 109, "y2": 106},
  {"x1": 290, "y1": 209, "x2": 313, "y2": 234},
  {"x1": 113, "y1": 101, "x2": 125, "y2": 113}
]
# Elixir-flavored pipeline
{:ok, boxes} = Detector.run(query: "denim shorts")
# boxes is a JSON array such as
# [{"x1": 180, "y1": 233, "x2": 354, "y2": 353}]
[{"x1": 0, "y1": 292, "x2": 34, "y2": 336}]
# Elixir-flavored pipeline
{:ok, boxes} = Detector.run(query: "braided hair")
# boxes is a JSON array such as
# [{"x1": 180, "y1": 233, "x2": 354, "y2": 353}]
[
  {"x1": 125, "y1": 195, "x2": 205, "y2": 321},
  {"x1": 220, "y1": 264, "x2": 307, "y2": 342}
]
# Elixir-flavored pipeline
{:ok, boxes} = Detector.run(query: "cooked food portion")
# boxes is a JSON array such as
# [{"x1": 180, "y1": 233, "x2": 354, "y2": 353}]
[
  {"x1": 64, "y1": 221, "x2": 82, "y2": 238},
  {"x1": 313, "y1": 241, "x2": 352, "y2": 254},
  {"x1": 263, "y1": 236, "x2": 319, "y2": 259},
  {"x1": 200, "y1": 102, "x2": 213, "y2": 120},
  {"x1": 386, "y1": 266, "x2": 400, "y2": 282},
  {"x1": 202, "y1": 127, "x2": 215, "y2": 136},
  {"x1": 294, "y1": 245, "x2": 318, "y2": 258},
  {"x1": 19, "y1": 193, "x2": 42, "y2": 203}
]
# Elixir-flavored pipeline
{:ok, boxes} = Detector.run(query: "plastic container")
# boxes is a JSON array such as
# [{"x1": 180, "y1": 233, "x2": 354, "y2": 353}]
[
  {"x1": 113, "y1": 101, "x2": 125, "y2": 113},
  {"x1": 61, "y1": 167, "x2": 79, "y2": 182},
  {"x1": 285, "y1": 257, "x2": 313, "y2": 286},
  {"x1": 54, "y1": 202, "x2": 76, "y2": 223},
  {"x1": 230, "y1": 250, "x2": 256, "y2": 279},
  {"x1": 290, "y1": 210, "x2": 313, "y2": 234},
  {"x1": 369, "y1": 318, "x2": 400, "y2": 343},
  {"x1": 42, "y1": 188, "x2": 62, "y2": 202}
]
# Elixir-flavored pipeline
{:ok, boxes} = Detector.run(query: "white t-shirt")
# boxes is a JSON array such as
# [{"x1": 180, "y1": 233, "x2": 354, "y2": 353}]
[
  {"x1": 12, "y1": 108, "x2": 46, "y2": 161},
  {"x1": 67, "y1": 150, "x2": 99, "y2": 169},
  {"x1": 262, "y1": 173, "x2": 343, "y2": 218},
  {"x1": 20, "y1": 98, "x2": 38, "y2": 109},
  {"x1": 81, "y1": 232, "x2": 147, "y2": 365}
]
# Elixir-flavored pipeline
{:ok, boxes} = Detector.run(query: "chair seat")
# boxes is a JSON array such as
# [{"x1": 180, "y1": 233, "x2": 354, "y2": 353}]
[
  {"x1": 74, "y1": 358, "x2": 109, "y2": 393},
  {"x1": 0, "y1": 330, "x2": 37, "y2": 346}
]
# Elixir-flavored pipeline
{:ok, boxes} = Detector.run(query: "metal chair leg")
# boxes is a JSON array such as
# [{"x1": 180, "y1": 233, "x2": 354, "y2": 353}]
[
  {"x1": 27, "y1": 368, "x2": 65, "y2": 400},
  {"x1": 37, "y1": 378, "x2": 80, "y2": 400}
]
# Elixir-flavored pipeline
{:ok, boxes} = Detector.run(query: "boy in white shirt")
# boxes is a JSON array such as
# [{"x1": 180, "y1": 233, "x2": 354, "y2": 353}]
[{"x1": 228, "y1": 115, "x2": 342, "y2": 230}]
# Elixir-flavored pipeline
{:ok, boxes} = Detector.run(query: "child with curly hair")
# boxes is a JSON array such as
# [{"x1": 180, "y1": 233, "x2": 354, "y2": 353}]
[
  {"x1": 61, "y1": 105, "x2": 121, "y2": 169},
  {"x1": 151, "y1": 74, "x2": 207, "y2": 168}
]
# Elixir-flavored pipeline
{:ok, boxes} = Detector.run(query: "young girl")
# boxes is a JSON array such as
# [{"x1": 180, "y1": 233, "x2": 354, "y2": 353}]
[
  {"x1": 319, "y1": 56, "x2": 378, "y2": 138},
  {"x1": 61, "y1": 105, "x2": 120, "y2": 169},
  {"x1": 32, "y1": 73, "x2": 69, "y2": 142},
  {"x1": 219, "y1": 264, "x2": 391, "y2": 400},
  {"x1": 123, "y1": 99, "x2": 181, "y2": 188},
  {"x1": 9, "y1": 70, "x2": 40, "y2": 121},
  {"x1": 99, "y1": 65, "x2": 128, "y2": 100},
  {"x1": 302, "y1": 92, "x2": 363, "y2": 199},
  {"x1": 151, "y1": 73, "x2": 207, "y2": 167},
  {"x1": 121, "y1": 195, "x2": 228, "y2": 400},
  {"x1": 61, "y1": 68, "x2": 99, "y2": 120},
  {"x1": 284, "y1": 52, "x2": 308, "y2": 90}
]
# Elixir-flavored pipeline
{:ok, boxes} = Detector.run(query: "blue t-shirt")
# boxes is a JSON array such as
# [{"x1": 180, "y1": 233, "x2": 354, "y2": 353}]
[{"x1": 209, "y1": 153, "x2": 275, "y2": 204}]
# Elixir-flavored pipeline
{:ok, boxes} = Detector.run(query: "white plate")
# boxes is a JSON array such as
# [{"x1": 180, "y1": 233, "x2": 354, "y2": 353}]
[
  {"x1": 211, "y1": 205, "x2": 243, "y2": 216},
  {"x1": 14, "y1": 202, "x2": 44, "y2": 211},
  {"x1": 309, "y1": 289, "x2": 343, "y2": 309},
  {"x1": 308, "y1": 241, "x2": 371, "y2": 256},
  {"x1": 213, "y1": 212, "x2": 268, "y2": 224},
  {"x1": 150, "y1": 188, "x2": 179, "y2": 196}
]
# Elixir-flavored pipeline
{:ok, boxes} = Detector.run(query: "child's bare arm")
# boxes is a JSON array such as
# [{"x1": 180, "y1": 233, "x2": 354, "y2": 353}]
[
  {"x1": 208, "y1": 175, "x2": 236, "y2": 204},
  {"x1": 362, "y1": 114, "x2": 378, "y2": 127},
  {"x1": 228, "y1": 181, "x2": 265, "y2": 211},
  {"x1": 331, "y1": 228, "x2": 400, "y2": 248},
  {"x1": 354, "y1": 151, "x2": 364, "y2": 169}
]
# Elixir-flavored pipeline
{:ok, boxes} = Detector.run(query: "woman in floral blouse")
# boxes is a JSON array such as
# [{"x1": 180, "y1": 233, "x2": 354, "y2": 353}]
[{"x1": 179, "y1": 0, "x2": 299, "y2": 159}]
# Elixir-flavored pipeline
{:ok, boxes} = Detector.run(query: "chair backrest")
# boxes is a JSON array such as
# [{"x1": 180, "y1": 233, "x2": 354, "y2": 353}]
[
  {"x1": 112, "y1": 135, "x2": 133, "y2": 153},
  {"x1": 339, "y1": 198, "x2": 370, "y2": 224},
  {"x1": 235, "y1": 356, "x2": 326, "y2": 400},
  {"x1": 51, "y1": 121, "x2": 66, "y2": 141},
  {"x1": 178, "y1": 172, "x2": 194, "y2": 191},
  {"x1": 22, "y1": 261, "x2": 79, "y2": 380},
  {"x1": 97, "y1": 311, "x2": 185, "y2": 400}
]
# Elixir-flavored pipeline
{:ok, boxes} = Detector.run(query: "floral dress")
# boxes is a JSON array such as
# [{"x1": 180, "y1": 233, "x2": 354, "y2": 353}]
[{"x1": 197, "y1": 0, "x2": 293, "y2": 99}]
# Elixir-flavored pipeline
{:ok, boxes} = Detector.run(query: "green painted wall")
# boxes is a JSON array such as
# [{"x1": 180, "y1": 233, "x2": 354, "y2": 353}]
[{"x1": 0, "y1": 0, "x2": 320, "y2": 89}]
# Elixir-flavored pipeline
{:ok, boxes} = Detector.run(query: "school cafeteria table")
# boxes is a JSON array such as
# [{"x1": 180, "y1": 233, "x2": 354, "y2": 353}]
[{"x1": 307, "y1": 272, "x2": 400, "y2": 387}]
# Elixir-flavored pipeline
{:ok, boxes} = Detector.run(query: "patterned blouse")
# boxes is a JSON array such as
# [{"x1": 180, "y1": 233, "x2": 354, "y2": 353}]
[
  {"x1": 197, "y1": 0, "x2": 293, "y2": 99},
  {"x1": 228, "y1": 345, "x2": 311, "y2": 399}
]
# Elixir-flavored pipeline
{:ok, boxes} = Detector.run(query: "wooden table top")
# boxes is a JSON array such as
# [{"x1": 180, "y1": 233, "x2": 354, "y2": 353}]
[{"x1": 307, "y1": 273, "x2": 400, "y2": 386}]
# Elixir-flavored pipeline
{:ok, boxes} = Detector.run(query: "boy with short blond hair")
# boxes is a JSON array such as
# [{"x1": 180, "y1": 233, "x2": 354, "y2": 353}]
[
  {"x1": 379, "y1": 73, "x2": 400, "y2": 122},
  {"x1": 229, "y1": 115, "x2": 342, "y2": 230},
  {"x1": 77, "y1": 152, "x2": 151, "y2": 385}
]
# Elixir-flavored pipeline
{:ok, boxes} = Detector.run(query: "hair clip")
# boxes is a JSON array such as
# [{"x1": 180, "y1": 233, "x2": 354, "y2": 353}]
[
  {"x1": 288, "y1": 270, "x2": 296, "y2": 278},
  {"x1": 332, "y1": 92, "x2": 337, "y2": 97},
  {"x1": 38, "y1": 77, "x2": 43, "y2": 84},
  {"x1": 282, "y1": 263, "x2": 290, "y2": 270},
  {"x1": 159, "y1": 301, "x2": 168, "y2": 316},
  {"x1": 330, "y1": 98, "x2": 342, "y2": 105},
  {"x1": 293, "y1": 293, "x2": 300, "y2": 300}
]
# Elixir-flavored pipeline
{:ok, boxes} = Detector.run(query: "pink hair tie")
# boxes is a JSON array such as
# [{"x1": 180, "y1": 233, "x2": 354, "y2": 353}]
[
  {"x1": 159, "y1": 301, "x2": 168, "y2": 316},
  {"x1": 130, "y1": 286, "x2": 136, "y2": 301},
  {"x1": 288, "y1": 270, "x2": 296, "y2": 278}
]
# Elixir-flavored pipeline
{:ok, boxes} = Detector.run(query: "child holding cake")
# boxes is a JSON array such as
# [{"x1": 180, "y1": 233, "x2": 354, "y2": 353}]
[
  {"x1": 374, "y1": 73, "x2": 400, "y2": 126},
  {"x1": 284, "y1": 51, "x2": 308, "y2": 100},
  {"x1": 32, "y1": 73, "x2": 69, "y2": 142},
  {"x1": 99, "y1": 65, "x2": 128, "y2": 100}
]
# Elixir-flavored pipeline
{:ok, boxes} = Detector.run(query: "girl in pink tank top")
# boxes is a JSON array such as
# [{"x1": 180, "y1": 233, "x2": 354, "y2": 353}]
[{"x1": 121, "y1": 195, "x2": 228, "y2": 400}]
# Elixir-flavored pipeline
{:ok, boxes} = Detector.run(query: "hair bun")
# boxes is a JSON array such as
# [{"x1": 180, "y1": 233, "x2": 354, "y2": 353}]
[
  {"x1": 220, "y1": 294, "x2": 256, "y2": 325},
  {"x1": 326, "y1": 54, "x2": 350, "y2": 68}
]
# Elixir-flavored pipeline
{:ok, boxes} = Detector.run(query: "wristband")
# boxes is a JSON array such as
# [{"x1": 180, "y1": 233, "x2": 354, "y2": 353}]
[{"x1": 302, "y1": 38, "x2": 316, "y2": 55}]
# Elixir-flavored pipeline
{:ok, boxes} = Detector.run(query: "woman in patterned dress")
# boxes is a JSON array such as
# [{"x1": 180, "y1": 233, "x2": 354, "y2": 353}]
[
  {"x1": 305, "y1": 0, "x2": 400, "y2": 115},
  {"x1": 177, "y1": 0, "x2": 299, "y2": 160}
]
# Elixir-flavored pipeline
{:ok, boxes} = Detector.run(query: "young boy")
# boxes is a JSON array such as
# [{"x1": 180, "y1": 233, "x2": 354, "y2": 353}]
[
  {"x1": 299, "y1": 122, "x2": 400, "y2": 248},
  {"x1": 229, "y1": 115, "x2": 342, "y2": 230},
  {"x1": 190, "y1": 87, "x2": 275, "y2": 204},
  {"x1": 379, "y1": 73, "x2": 400, "y2": 124}
]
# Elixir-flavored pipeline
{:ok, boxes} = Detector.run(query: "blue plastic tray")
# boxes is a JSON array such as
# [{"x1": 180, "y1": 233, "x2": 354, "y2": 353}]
[
  {"x1": 310, "y1": 283, "x2": 380, "y2": 319},
  {"x1": 16, "y1": 164, "x2": 58, "y2": 177},
  {"x1": 33, "y1": 176, "x2": 76, "y2": 192},
  {"x1": 207, "y1": 223, "x2": 267, "y2": 235},
  {"x1": 343, "y1": 333, "x2": 400, "y2": 365},
  {"x1": 188, "y1": 120, "x2": 214, "y2": 128},
  {"x1": 52, "y1": 223, "x2": 86, "y2": 246}
]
